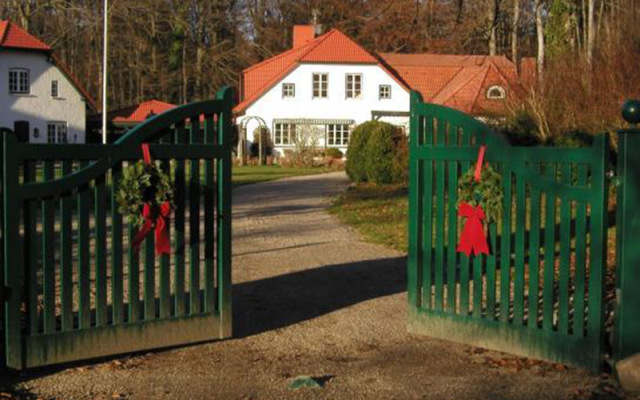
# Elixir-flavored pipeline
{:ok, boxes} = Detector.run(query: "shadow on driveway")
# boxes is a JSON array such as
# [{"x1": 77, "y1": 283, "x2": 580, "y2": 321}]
[{"x1": 233, "y1": 256, "x2": 406, "y2": 338}]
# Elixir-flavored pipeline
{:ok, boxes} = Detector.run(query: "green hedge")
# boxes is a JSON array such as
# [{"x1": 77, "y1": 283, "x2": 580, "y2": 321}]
[
  {"x1": 346, "y1": 121, "x2": 408, "y2": 185},
  {"x1": 365, "y1": 122, "x2": 396, "y2": 184},
  {"x1": 346, "y1": 121, "x2": 374, "y2": 182},
  {"x1": 325, "y1": 147, "x2": 344, "y2": 159}
]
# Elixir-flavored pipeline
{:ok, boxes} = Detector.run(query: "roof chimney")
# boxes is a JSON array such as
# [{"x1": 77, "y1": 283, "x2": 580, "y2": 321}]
[{"x1": 292, "y1": 25, "x2": 315, "y2": 49}]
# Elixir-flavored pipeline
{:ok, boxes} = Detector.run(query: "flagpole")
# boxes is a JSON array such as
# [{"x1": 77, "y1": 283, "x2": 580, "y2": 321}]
[{"x1": 102, "y1": 0, "x2": 108, "y2": 144}]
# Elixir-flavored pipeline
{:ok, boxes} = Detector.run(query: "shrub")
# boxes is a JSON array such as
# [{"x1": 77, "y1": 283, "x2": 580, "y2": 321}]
[
  {"x1": 346, "y1": 121, "x2": 377, "y2": 182},
  {"x1": 500, "y1": 110, "x2": 543, "y2": 147},
  {"x1": 545, "y1": 130, "x2": 594, "y2": 148},
  {"x1": 392, "y1": 133, "x2": 409, "y2": 185},
  {"x1": 365, "y1": 122, "x2": 397, "y2": 184},
  {"x1": 346, "y1": 121, "x2": 408, "y2": 185},
  {"x1": 289, "y1": 125, "x2": 322, "y2": 167},
  {"x1": 325, "y1": 147, "x2": 343, "y2": 159}
]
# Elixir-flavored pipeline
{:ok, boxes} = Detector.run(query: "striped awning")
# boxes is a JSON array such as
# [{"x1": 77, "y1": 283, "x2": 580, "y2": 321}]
[{"x1": 273, "y1": 118, "x2": 355, "y2": 126}]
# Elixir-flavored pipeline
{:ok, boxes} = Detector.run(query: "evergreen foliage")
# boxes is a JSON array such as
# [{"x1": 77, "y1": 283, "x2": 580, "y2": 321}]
[
  {"x1": 117, "y1": 161, "x2": 174, "y2": 228},
  {"x1": 345, "y1": 121, "x2": 375, "y2": 182},
  {"x1": 364, "y1": 122, "x2": 397, "y2": 184},
  {"x1": 457, "y1": 165, "x2": 503, "y2": 223},
  {"x1": 347, "y1": 121, "x2": 407, "y2": 185}
]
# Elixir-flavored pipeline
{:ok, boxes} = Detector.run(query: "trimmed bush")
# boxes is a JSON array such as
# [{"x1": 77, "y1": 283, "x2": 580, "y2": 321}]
[
  {"x1": 325, "y1": 147, "x2": 343, "y2": 159},
  {"x1": 346, "y1": 121, "x2": 376, "y2": 182},
  {"x1": 365, "y1": 122, "x2": 397, "y2": 184},
  {"x1": 346, "y1": 121, "x2": 408, "y2": 185},
  {"x1": 392, "y1": 133, "x2": 409, "y2": 185}
]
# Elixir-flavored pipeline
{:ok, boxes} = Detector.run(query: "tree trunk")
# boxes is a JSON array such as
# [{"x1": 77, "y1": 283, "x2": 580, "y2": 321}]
[
  {"x1": 182, "y1": 39, "x2": 188, "y2": 104},
  {"x1": 488, "y1": 0, "x2": 498, "y2": 56},
  {"x1": 511, "y1": 0, "x2": 520, "y2": 63},
  {"x1": 587, "y1": 0, "x2": 596, "y2": 66},
  {"x1": 535, "y1": 0, "x2": 545, "y2": 79}
]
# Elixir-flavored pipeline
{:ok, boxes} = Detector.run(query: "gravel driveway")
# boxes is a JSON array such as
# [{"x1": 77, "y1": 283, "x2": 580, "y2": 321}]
[{"x1": 3, "y1": 171, "x2": 620, "y2": 400}]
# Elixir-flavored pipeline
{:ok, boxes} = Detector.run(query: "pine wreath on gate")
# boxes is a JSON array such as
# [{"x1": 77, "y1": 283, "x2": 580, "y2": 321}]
[
  {"x1": 455, "y1": 145, "x2": 504, "y2": 257},
  {"x1": 457, "y1": 164, "x2": 503, "y2": 224},
  {"x1": 116, "y1": 160, "x2": 174, "y2": 228}
]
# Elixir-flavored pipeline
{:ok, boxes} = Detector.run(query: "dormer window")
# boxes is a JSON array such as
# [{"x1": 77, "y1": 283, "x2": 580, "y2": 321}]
[
  {"x1": 487, "y1": 85, "x2": 506, "y2": 100},
  {"x1": 282, "y1": 83, "x2": 295, "y2": 98},
  {"x1": 9, "y1": 68, "x2": 30, "y2": 94}
]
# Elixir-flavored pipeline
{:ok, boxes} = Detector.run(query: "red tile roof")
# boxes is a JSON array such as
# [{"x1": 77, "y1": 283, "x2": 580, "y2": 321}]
[
  {"x1": 380, "y1": 53, "x2": 526, "y2": 115},
  {"x1": 235, "y1": 29, "x2": 408, "y2": 113},
  {"x1": 110, "y1": 100, "x2": 176, "y2": 124},
  {"x1": 235, "y1": 27, "x2": 529, "y2": 117},
  {"x1": 0, "y1": 20, "x2": 51, "y2": 51}
]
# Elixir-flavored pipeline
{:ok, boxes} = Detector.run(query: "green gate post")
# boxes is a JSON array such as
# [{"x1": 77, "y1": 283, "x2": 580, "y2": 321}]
[
  {"x1": 216, "y1": 86, "x2": 233, "y2": 338},
  {"x1": 614, "y1": 99, "x2": 640, "y2": 363},
  {"x1": 3, "y1": 131, "x2": 23, "y2": 369}
]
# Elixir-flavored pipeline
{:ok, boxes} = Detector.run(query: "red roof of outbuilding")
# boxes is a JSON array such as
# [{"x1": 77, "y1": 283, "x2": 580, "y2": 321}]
[
  {"x1": 110, "y1": 100, "x2": 176, "y2": 124},
  {"x1": 0, "y1": 20, "x2": 51, "y2": 51}
]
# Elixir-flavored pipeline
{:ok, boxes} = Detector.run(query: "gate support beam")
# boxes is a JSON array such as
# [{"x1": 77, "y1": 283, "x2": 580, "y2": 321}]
[{"x1": 615, "y1": 100, "x2": 640, "y2": 363}]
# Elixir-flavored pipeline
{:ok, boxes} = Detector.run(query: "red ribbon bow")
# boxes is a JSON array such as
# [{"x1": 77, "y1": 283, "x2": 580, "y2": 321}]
[
  {"x1": 132, "y1": 143, "x2": 171, "y2": 255},
  {"x1": 456, "y1": 203, "x2": 489, "y2": 256}
]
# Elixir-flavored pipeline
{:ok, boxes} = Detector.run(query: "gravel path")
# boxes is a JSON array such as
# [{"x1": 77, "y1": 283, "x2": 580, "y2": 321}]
[{"x1": 4, "y1": 172, "x2": 612, "y2": 400}]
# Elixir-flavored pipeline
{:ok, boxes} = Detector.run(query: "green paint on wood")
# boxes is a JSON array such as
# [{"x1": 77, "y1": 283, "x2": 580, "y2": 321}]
[
  {"x1": 1, "y1": 87, "x2": 234, "y2": 369},
  {"x1": 407, "y1": 94, "x2": 610, "y2": 371}
]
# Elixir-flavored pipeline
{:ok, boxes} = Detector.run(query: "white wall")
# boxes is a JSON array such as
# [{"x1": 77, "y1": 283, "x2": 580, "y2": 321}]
[
  {"x1": 238, "y1": 63, "x2": 410, "y2": 155},
  {"x1": 0, "y1": 50, "x2": 87, "y2": 143}
]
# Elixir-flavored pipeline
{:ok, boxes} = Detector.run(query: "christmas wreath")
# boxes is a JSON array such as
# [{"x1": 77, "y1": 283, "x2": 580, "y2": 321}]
[
  {"x1": 457, "y1": 163, "x2": 503, "y2": 224},
  {"x1": 117, "y1": 144, "x2": 174, "y2": 254},
  {"x1": 456, "y1": 145, "x2": 503, "y2": 257}
]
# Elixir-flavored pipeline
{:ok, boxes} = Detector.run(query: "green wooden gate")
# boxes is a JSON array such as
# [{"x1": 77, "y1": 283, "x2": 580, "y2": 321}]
[
  {"x1": 2, "y1": 87, "x2": 233, "y2": 369},
  {"x1": 407, "y1": 92, "x2": 609, "y2": 370}
]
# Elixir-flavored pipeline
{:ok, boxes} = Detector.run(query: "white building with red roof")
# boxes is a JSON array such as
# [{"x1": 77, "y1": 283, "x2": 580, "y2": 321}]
[
  {"x1": 0, "y1": 20, "x2": 96, "y2": 143},
  {"x1": 235, "y1": 25, "x2": 530, "y2": 155}
]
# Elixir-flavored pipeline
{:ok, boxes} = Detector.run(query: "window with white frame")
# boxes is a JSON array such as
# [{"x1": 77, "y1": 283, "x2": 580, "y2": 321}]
[
  {"x1": 345, "y1": 74, "x2": 362, "y2": 99},
  {"x1": 282, "y1": 83, "x2": 295, "y2": 98},
  {"x1": 274, "y1": 123, "x2": 297, "y2": 146},
  {"x1": 51, "y1": 80, "x2": 59, "y2": 97},
  {"x1": 47, "y1": 122, "x2": 68, "y2": 143},
  {"x1": 312, "y1": 73, "x2": 328, "y2": 98},
  {"x1": 487, "y1": 85, "x2": 506, "y2": 100},
  {"x1": 379, "y1": 85, "x2": 391, "y2": 99},
  {"x1": 9, "y1": 68, "x2": 30, "y2": 94},
  {"x1": 327, "y1": 124, "x2": 351, "y2": 146}
]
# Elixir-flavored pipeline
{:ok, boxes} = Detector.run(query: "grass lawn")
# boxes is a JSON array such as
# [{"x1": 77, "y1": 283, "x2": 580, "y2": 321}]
[
  {"x1": 232, "y1": 165, "x2": 336, "y2": 187},
  {"x1": 330, "y1": 184, "x2": 409, "y2": 252}
]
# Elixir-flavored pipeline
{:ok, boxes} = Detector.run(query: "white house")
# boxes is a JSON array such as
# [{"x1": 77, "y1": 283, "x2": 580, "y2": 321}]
[
  {"x1": 235, "y1": 26, "x2": 411, "y2": 156},
  {"x1": 0, "y1": 20, "x2": 95, "y2": 143},
  {"x1": 235, "y1": 25, "x2": 531, "y2": 156}
]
